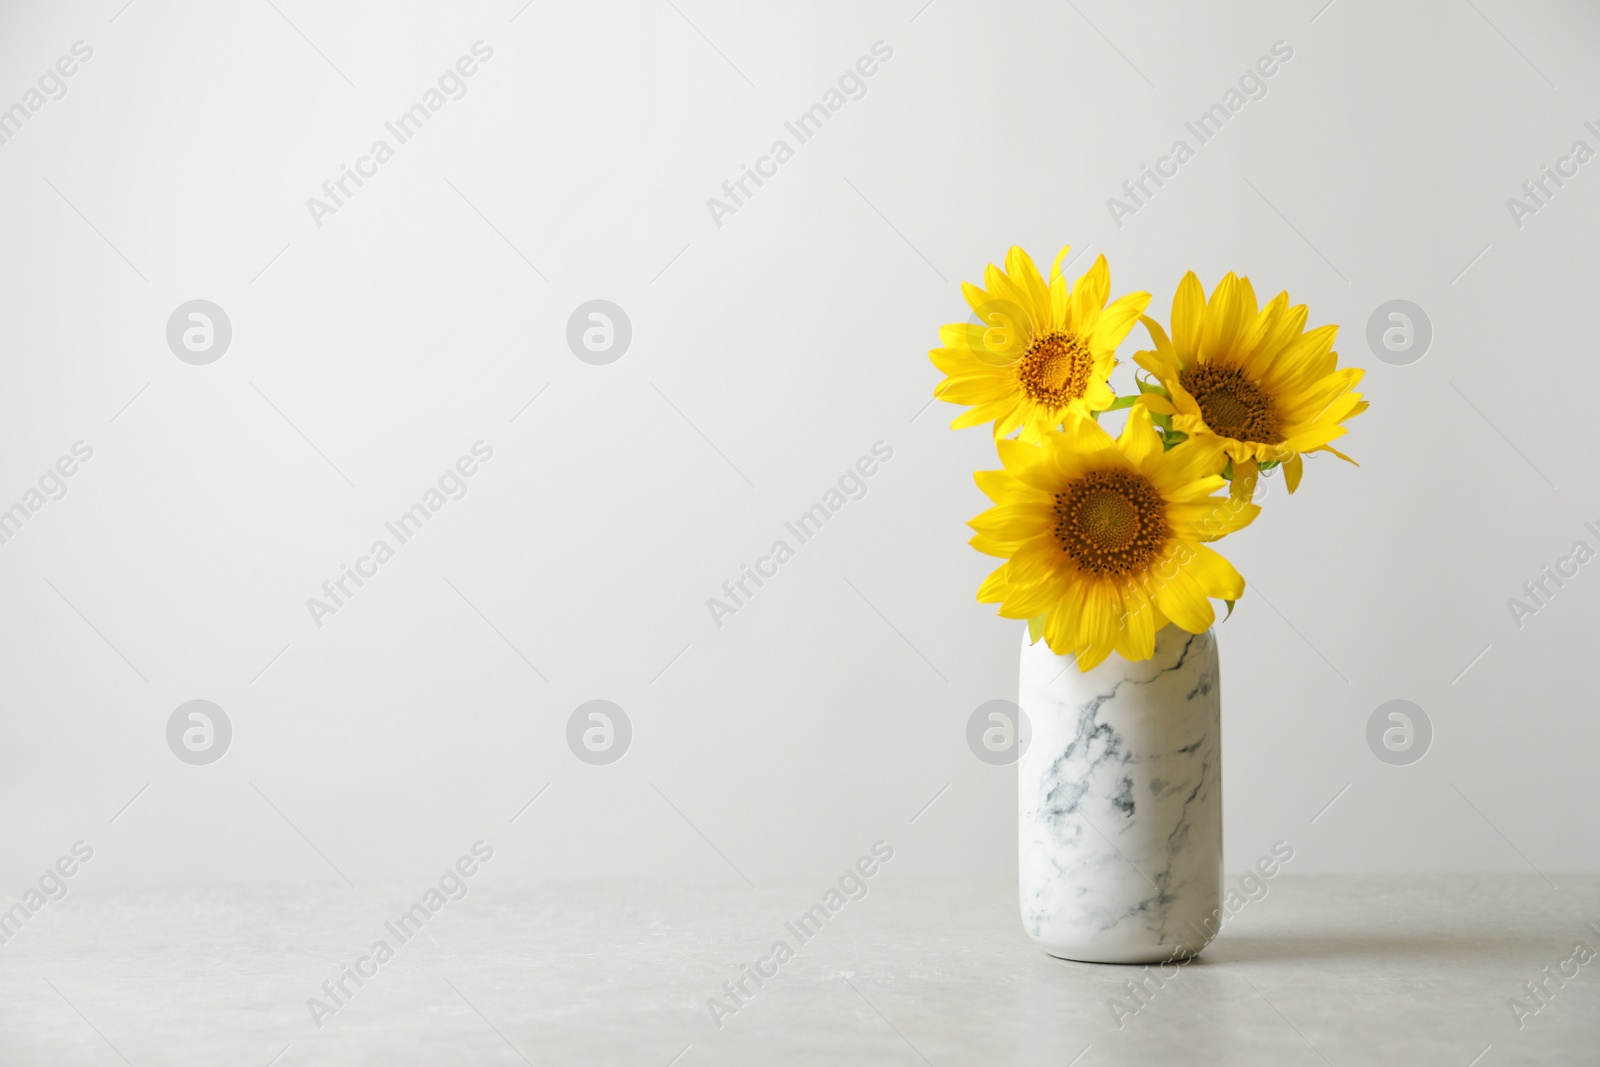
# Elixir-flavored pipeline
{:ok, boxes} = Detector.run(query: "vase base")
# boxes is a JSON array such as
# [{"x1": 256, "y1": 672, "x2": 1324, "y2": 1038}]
[{"x1": 1037, "y1": 942, "x2": 1208, "y2": 966}]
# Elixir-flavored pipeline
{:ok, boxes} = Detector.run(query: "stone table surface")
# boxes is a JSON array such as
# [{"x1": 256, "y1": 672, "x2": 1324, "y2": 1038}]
[{"x1": 1, "y1": 875, "x2": 1596, "y2": 1066}]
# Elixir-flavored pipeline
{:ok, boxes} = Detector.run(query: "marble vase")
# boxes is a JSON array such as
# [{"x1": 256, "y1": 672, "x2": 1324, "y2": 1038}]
[{"x1": 1018, "y1": 624, "x2": 1223, "y2": 964}]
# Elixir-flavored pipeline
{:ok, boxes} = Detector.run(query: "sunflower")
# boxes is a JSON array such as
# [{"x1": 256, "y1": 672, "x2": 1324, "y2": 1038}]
[
  {"x1": 969, "y1": 407, "x2": 1259, "y2": 670},
  {"x1": 1134, "y1": 272, "x2": 1368, "y2": 501},
  {"x1": 929, "y1": 246, "x2": 1150, "y2": 441}
]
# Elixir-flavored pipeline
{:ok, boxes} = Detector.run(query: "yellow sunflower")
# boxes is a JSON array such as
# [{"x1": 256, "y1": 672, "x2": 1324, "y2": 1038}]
[
  {"x1": 1134, "y1": 272, "x2": 1368, "y2": 501},
  {"x1": 969, "y1": 407, "x2": 1259, "y2": 670},
  {"x1": 930, "y1": 246, "x2": 1150, "y2": 441}
]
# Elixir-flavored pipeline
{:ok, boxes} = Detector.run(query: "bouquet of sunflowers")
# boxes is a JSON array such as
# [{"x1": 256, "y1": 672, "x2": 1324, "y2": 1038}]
[{"x1": 930, "y1": 246, "x2": 1367, "y2": 671}]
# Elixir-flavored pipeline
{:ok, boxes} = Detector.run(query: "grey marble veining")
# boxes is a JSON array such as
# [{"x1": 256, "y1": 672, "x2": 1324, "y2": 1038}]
[{"x1": 1019, "y1": 625, "x2": 1223, "y2": 963}]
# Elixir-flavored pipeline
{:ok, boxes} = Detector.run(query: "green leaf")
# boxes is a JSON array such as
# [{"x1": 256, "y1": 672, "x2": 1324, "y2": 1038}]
[
  {"x1": 1027, "y1": 615, "x2": 1047, "y2": 644},
  {"x1": 1161, "y1": 430, "x2": 1187, "y2": 450},
  {"x1": 1258, "y1": 459, "x2": 1281, "y2": 471},
  {"x1": 1221, "y1": 458, "x2": 1234, "y2": 481},
  {"x1": 1134, "y1": 377, "x2": 1169, "y2": 397},
  {"x1": 1222, "y1": 599, "x2": 1236, "y2": 621},
  {"x1": 1105, "y1": 395, "x2": 1138, "y2": 412},
  {"x1": 1150, "y1": 412, "x2": 1173, "y2": 432}
]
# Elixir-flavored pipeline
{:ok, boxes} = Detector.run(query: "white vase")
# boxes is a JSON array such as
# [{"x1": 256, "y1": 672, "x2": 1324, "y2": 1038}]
[{"x1": 1018, "y1": 623, "x2": 1223, "y2": 964}]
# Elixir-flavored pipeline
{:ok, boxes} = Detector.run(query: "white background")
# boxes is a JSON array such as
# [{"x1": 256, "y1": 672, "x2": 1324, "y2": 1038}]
[{"x1": 1, "y1": 0, "x2": 1597, "y2": 901}]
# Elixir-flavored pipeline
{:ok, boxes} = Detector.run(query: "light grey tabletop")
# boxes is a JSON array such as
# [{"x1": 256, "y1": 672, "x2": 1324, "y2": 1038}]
[{"x1": 3, "y1": 875, "x2": 1596, "y2": 1066}]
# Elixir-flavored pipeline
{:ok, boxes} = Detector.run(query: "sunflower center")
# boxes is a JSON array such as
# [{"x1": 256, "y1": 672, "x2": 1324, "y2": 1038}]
[
  {"x1": 1053, "y1": 470, "x2": 1170, "y2": 577},
  {"x1": 1016, "y1": 332, "x2": 1093, "y2": 407},
  {"x1": 1179, "y1": 364, "x2": 1282, "y2": 443}
]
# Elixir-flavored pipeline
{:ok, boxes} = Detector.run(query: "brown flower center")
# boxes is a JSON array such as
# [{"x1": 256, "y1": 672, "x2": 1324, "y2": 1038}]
[
  {"x1": 1053, "y1": 470, "x2": 1170, "y2": 577},
  {"x1": 1179, "y1": 364, "x2": 1282, "y2": 443},
  {"x1": 1016, "y1": 332, "x2": 1093, "y2": 407}
]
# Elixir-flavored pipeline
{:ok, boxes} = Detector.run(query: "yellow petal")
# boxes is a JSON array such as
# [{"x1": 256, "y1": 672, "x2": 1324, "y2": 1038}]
[
  {"x1": 1315, "y1": 443, "x2": 1358, "y2": 465},
  {"x1": 1283, "y1": 452, "x2": 1304, "y2": 492},
  {"x1": 969, "y1": 502, "x2": 1054, "y2": 540},
  {"x1": 1042, "y1": 588, "x2": 1078, "y2": 656},
  {"x1": 1117, "y1": 406, "x2": 1163, "y2": 469},
  {"x1": 1115, "y1": 581, "x2": 1157, "y2": 662},
  {"x1": 1154, "y1": 563, "x2": 1215, "y2": 633},
  {"x1": 1093, "y1": 291, "x2": 1152, "y2": 350},
  {"x1": 1235, "y1": 275, "x2": 1259, "y2": 321},
  {"x1": 1229, "y1": 458, "x2": 1259, "y2": 503},
  {"x1": 974, "y1": 468, "x2": 1025, "y2": 503},
  {"x1": 970, "y1": 534, "x2": 1017, "y2": 558},
  {"x1": 950, "y1": 398, "x2": 1019, "y2": 430},
  {"x1": 1005, "y1": 247, "x2": 1051, "y2": 328},
  {"x1": 938, "y1": 323, "x2": 994, "y2": 351},
  {"x1": 976, "y1": 565, "x2": 1009, "y2": 602},
  {"x1": 929, "y1": 346, "x2": 986, "y2": 376},
  {"x1": 1148, "y1": 433, "x2": 1228, "y2": 491},
  {"x1": 934, "y1": 375, "x2": 1012, "y2": 404},
  {"x1": 1180, "y1": 542, "x2": 1246, "y2": 600},
  {"x1": 1074, "y1": 578, "x2": 1120, "y2": 670},
  {"x1": 999, "y1": 572, "x2": 1061, "y2": 617},
  {"x1": 1236, "y1": 290, "x2": 1290, "y2": 368},
  {"x1": 939, "y1": 324, "x2": 1022, "y2": 366},
  {"x1": 961, "y1": 281, "x2": 991, "y2": 317},
  {"x1": 1048, "y1": 244, "x2": 1073, "y2": 283},
  {"x1": 1170, "y1": 272, "x2": 1206, "y2": 360},
  {"x1": 1200, "y1": 273, "x2": 1247, "y2": 364},
  {"x1": 1136, "y1": 392, "x2": 1177, "y2": 416},
  {"x1": 1169, "y1": 498, "x2": 1259, "y2": 542},
  {"x1": 1162, "y1": 474, "x2": 1229, "y2": 503},
  {"x1": 983, "y1": 263, "x2": 1038, "y2": 333},
  {"x1": 1140, "y1": 314, "x2": 1178, "y2": 366},
  {"x1": 1070, "y1": 255, "x2": 1110, "y2": 332}
]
